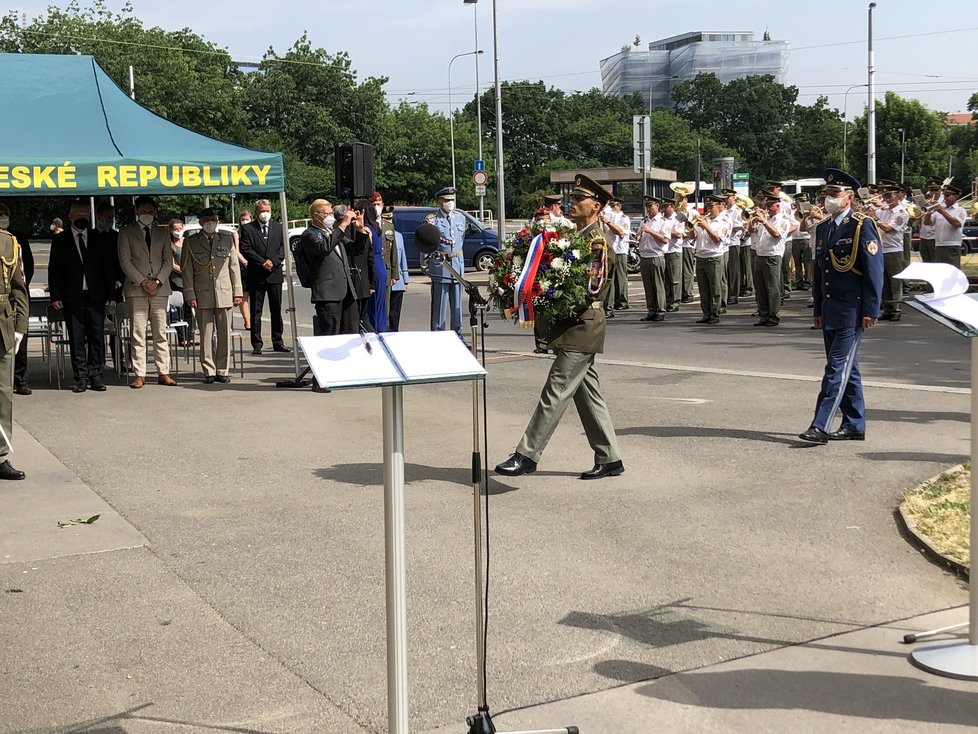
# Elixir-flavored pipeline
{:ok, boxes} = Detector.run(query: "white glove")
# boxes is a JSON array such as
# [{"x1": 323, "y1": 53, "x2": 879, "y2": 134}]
[{"x1": 13, "y1": 332, "x2": 23, "y2": 353}]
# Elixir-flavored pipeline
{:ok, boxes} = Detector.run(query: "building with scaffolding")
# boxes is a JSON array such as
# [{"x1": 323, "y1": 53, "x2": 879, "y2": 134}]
[{"x1": 600, "y1": 31, "x2": 789, "y2": 110}]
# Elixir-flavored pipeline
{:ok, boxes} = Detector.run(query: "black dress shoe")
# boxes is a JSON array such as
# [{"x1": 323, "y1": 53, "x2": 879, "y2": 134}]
[
  {"x1": 494, "y1": 452, "x2": 537, "y2": 476},
  {"x1": 533, "y1": 346, "x2": 549, "y2": 354},
  {"x1": 72, "y1": 380, "x2": 87, "y2": 394},
  {"x1": 828, "y1": 427, "x2": 865, "y2": 441},
  {"x1": 203, "y1": 376, "x2": 216, "y2": 384},
  {"x1": 798, "y1": 426, "x2": 829, "y2": 444},
  {"x1": 14, "y1": 384, "x2": 31, "y2": 396},
  {"x1": 878, "y1": 313, "x2": 892, "y2": 321},
  {"x1": 214, "y1": 375, "x2": 231, "y2": 383},
  {"x1": 653, "y1": 314, "x2": 665, "y2": 322},
  {"x1": 88, "y1": 377, "x2": 107, "y2": 392},
  {"x1": 0, "y1": 460, "x2": 25, "y2": 480},
  {"x1": 706, "y1": 317, "x2": 720, "y2": 324},
  {"x1": 580, "y1": 460, "x2": 624, "y2": 480},
  {"x1": 762, "y1": 320, "x2": 779, "y2": 327},
  {"x1": 681, "y1": 296, "x2": 693, "y2": 303},
  {"x1": 695, "y1": 318, "x2": 710, "y2": 324},
  {"x1": 666, "y1": 305, "x2": 679, "y2": 312},
  {"x1": 251, "y1": 348, "x2": 262, "y2": 356},
  {"x1": 889, "y1": 314, "x2": 901, "y2": 322},
  {"x1": 273, "y1": 345, "x2": 292, "y2": 353},
  {"x1": 605, "y1": 310, "x2": 614, "y2": 318},
  {"x1": 754, "y1": 320, "x2": 768, "y2": 327}
]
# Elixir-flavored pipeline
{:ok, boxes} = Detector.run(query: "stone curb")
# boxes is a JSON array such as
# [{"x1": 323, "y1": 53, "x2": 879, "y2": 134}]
[{"x1": 896, "y1": 463, "x2": 970, "y2": 580}]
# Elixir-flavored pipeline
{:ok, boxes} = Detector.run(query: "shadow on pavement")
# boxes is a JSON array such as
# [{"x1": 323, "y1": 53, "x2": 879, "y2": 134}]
[
  {"x1": 856, "y1": 451, "x2": 967, "y2": 464},
  {"x1": 633, "y1": 669, "x2": 978, "y2": 726},
  {"x1": 866, "y1": 408, "x2": 970, "y2": 424},
  {"x1": 27, "y1": 703, "x2": 277, "y2": 734},
  {"x1": 313, "y1": 462, "x2": 520, "y2": 495},
  {"x1": 619, "y1": 425, "x2": 809, "y2": 447}
]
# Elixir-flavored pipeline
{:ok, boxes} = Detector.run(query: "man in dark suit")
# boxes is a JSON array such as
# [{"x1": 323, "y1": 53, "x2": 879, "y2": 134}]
[
  {"x1": 238, "y1": 198, "x2": 289, "y2": 355},
  {"x1": 299, "y1": 199, "x2": 367, "y2": 337},
  {"x1": 350, "y1": 200, "x2": 376, "y2": 328},
  {"x1": 0, "y1": 204, "x2": 34, "y2": 396},
  {"x1": 49, "y1": 200, "x2": 118, "y2": 393}
]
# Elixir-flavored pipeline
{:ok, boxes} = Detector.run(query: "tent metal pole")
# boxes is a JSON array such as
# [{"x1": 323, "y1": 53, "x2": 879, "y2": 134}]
[{"x1": 279, "y1": 191, "x2": 301, "y2": 377}]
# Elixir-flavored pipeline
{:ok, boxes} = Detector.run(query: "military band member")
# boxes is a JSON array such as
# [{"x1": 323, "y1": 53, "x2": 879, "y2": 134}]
[
  {"x1": 720, "y1": 188, "x2": 742, "y2": 306},
  {"x1": 661, "y1": 200, "x2": 685, "y2": 311},
  {"x1": 873, "y1": 184, "x2": 909, "y2": 321},
  {"x1": 918, "y1": 178, "x2": 943, "y2": 263},
  {"x1": 749, "y1": 190, "x2": 792, "y2": 327},
  {"x1": 0, "y1": 226, "x2": 28, "y2": 479},
  {"x1": 603, "y1": 198, "x2": 629, "y2": 312},
  {"x1": 926, "y1": 183, "x2": 967, "y2": 269},
  {"x1": 182, "y1": 208, "x2": 243, "y2": 384},
  {"x1": 678, "y1": 194, "x2": 696, "y2": 303},
  {"x1": 799, "y1": 168, "x2": 884, "y2": 444},
  {"x1": 636, "y1": 196, "x2": 667, "y2": 321},
  {"x1": 692, "y1": 194, "x2": 731, "y2": 324},
  {"x1": 495, "y1": 174, "x2": 623, "y2": 480},
  {"x1": 543, "y1": 193, "x2": 572, "y2": 228},
  {"x1": 791, "y1": 192, "x2": 813, "y2": 290},
  {"x1": 428, "y1": 187, "x2": 466, "y2": 338}
]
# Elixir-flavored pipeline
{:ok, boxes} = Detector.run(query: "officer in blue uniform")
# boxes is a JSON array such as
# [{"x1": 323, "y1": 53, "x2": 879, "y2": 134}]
[
  {"x1": 799, "y1": 168, "x2": 884, "y2": 444},
  {"x1": 427, "y1": 186, "x2": 466, "y2": 338}
]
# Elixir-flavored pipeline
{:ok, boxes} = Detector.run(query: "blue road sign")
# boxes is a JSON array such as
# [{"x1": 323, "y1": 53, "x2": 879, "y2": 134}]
[{"x1": 474, "y1": 160, "x2": 485, "y2": 172}]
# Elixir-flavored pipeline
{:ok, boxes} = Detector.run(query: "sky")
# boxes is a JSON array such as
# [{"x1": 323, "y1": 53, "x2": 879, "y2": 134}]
[{"x1": 7, "y1": 0, "x2": 978, "y2": 117}]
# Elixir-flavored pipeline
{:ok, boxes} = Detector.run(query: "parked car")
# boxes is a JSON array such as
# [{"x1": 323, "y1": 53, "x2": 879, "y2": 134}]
[
  {"x1": 963, "y1": 219, "x2": 978, "y2": 254},
  {"x1": 391, "y1": 206, "x2": 499, "y2": 272}
]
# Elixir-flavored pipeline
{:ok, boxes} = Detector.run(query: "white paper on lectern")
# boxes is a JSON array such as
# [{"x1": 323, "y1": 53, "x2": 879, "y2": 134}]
[
  {"x1": 382, "y1": 331, "x2": 487, "y2": 383},
  {"x1": 895, "y1": 262, "x2": 978, "y2": 330},
  {"x1": 298, "y1": 333, "x2": 402, "y2": 389},
  {"x1": 895, "y1": 262, "x2": 968, "y2": 301}
]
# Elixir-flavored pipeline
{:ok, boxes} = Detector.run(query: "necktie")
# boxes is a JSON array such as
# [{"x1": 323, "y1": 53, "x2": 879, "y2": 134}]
[
  {"x1": 77, "y1": 232, "x2": 87, "y2": 261},
  {"x1": 827, "y1": 220, "x2": 838, "y2": 242},
  {"x1": 262, "y1": 224, "x2": 268, "y2": 239},
  {"x1": 144, "y1": 225, "x2": 152, "y2": 250}
]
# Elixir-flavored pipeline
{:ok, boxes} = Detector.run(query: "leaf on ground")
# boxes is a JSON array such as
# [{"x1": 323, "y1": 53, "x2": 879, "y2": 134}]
[
  {"x1": 159, "y1": 619, "x2": 171, "y2": 626},
  {"x1": 5, "y1": 588, "x2": 23, "y2": 593},
  {"x1": 58, "y1": 514, "x2": 101, "y2": 528}
]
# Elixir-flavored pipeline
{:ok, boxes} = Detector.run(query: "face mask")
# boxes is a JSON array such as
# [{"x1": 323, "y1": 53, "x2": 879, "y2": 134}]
[
  {"x1": 441, "y1": 201, "x2": 455, "y2": 214},
  {"x1": 50, "y1": 224, "x2": 58, "y2": 231},
  {"x1": 824, "y1": 196, "x2": 846, "y2": 216},
  {"x1": 239, "y1": 219, "x2": 252, "y2": 227},
  {"x1": 99, "y1": 218, "x2": 115, "y2": 231},
  {"x1": 257, "y1": 212, "x2": 272, "y2": 224},
  {"x1": 374, "y1": 205, "x2": 383, "y2": 218},
  {"x1": 171, "y1": 230, "x2": 183, "y2": 240},
  {"x1": 0, "y1": 216, "x2": 9, "y2": 230},
  {"x1": 324, "y1": 215, "x2": 336, "y2": 228},
  {"x1": 73, "y1": 217, "x2": 90, "y2": 230},
  {"x1": 201, "y1": 221, "x2": 219, "y2": 234},
  {"x1": 138, "y1": 213, "x2": 155, "y2": 227}
]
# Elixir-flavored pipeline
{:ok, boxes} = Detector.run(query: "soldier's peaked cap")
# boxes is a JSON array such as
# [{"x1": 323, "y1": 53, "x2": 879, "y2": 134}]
[
  {"x1": 822, "y1": 168, "x2": 860, "y2": 191},
  {"x1": 568, "y1": 174, "x2": 612, "y2": 206}
]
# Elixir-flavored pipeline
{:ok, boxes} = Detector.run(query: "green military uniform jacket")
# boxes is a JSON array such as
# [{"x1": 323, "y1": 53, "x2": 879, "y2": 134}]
[
  {"x1": 379, "y1": 219, "x2": 400, "y2": 285},
  {"x1": 547, "y1": 220, "x2": 611, "y2": 355},
  {"x1": 0, "y1": 231, "x2": 28, "y2": 352},
  {"x1": 181, "y1": 231, "x2": 243, "y2": 309}
]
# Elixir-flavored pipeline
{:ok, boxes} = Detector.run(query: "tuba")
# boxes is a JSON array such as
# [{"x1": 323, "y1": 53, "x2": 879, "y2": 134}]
[
  {"x1": 669, "y1": 181, "x2": 695, "y2": 208},
  {"x1": 735, "y1": 194, "x2": 754, "y2": 211}
]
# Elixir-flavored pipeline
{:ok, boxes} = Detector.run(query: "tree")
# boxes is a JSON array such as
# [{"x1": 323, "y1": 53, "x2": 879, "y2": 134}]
[{"x1": 847, "y1": 92, "x2": 950, "y2": 188}]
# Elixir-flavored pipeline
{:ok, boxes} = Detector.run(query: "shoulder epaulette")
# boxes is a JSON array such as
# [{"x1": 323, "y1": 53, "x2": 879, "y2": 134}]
[
  {"x1": 425, "y1": 212, "x2": 436, "y2": 223},
  {"x1": 851, "y1": 211, "x2": 866, "y2": 222}
]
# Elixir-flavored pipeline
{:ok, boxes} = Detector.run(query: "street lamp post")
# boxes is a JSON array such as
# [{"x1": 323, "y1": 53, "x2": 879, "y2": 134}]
[
  {"x1": 463, "y1": 0, "x2": 485, "y2": 221},
  {"x1": 842, "y1": 83, "x2": 868, "y2": 171},
  {"x1": 448, "y1": 49, "x2": 483, "y2": 191},
  {"x1": 641, "y1": 75, "x2": 677, "y2": 198},
  {"x1": 867, "y1": 2, "x2": 877, "y2": 184},
  {"x1": 900, "y1": 127, "x2": 906, "y2": 184}
]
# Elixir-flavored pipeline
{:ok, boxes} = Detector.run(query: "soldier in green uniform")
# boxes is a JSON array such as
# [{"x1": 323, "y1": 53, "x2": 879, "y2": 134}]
[
  {"x1": 495, "y1": 174, "x2": 624, "y2": 480},
  {"x1": 182, "y1": 208, "x2": 243, "y2": 384},
  {"x1": 0, "y1": 227, "x2": 28, "y2": 479}
]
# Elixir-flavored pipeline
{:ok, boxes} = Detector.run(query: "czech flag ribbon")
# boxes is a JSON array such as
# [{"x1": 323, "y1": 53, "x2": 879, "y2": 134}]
[{"x1": 512, "y1": 232, "x2": 547, "y2": 328}]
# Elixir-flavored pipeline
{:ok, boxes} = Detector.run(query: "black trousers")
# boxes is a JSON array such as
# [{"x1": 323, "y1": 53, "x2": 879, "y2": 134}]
[
  {"x1": 63, "y1": 295, "x2": 106, "y2": 380},
  {"x1": 314, "y1": 294, "x2": 360, "y2": 337},
  {"x1": 388, "y1": 290, "x2": 404, "y2": 332},
  {"x1": 14, "y1": 329, "x2": 28, "y2": 388},
  {"x1": 249, "y1": 281, "x2": 285, "y2": 350}
]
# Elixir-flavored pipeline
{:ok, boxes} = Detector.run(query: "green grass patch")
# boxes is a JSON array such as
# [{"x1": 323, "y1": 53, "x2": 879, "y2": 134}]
[{"x1": 902, "y1": 462, "x2": 970, "y2": 567}]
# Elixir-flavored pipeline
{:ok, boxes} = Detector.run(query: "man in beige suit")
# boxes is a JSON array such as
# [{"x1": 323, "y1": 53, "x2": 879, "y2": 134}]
[
  {"x1": 117, "y1": 195, "x2": 175, "y2": 388},
  {"x1": 182, "y1": 208, "x2": 242, "y2": 384}
]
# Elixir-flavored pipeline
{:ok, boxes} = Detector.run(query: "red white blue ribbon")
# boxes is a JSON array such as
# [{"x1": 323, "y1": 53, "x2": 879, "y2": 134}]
[{"x1": 512, "y1": 233, "x2": 545, "y2": 327}]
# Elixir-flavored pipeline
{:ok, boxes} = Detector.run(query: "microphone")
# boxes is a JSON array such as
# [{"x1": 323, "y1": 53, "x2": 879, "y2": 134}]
[{"x1": 414, "y1": 223, "x2": 454, "y2": 255}]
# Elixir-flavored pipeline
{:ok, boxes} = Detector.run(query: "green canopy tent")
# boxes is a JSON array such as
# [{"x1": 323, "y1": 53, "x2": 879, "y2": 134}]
[{"x1": 0, "y1": 53, "x2": 305, "y2": 379}]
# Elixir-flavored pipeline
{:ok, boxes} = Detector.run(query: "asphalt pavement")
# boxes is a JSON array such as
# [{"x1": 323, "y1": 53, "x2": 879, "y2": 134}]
[{"x1": 0, "y1": 272, "x2": 973, "y2": 733}]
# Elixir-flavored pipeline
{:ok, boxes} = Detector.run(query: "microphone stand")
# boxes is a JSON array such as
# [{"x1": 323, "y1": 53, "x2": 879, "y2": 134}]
[{"x1": 429, "y1": 252, "x2": 577, "y2": 734}]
